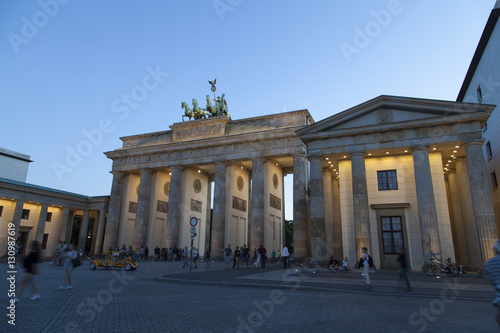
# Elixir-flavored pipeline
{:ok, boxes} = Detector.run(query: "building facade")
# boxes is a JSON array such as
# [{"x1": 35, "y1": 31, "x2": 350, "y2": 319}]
[
  {"x1": 103, "y1": 95, "x2": 497, "y2": 270},
  {"x1": 457, "y1": 2, "x2": 500, "y2": 235}
]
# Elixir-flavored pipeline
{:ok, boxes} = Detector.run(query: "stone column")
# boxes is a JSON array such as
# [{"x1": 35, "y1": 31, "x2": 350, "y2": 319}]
[
  {"x1": 412, "y1": 147, "x2": 441, "y2": 262},
  {"x1": 446, "y1": 171, "x2": 470, "y2": 265},
  {"x1": 133, "y1": 169, "x2": 152, "y2": 251},
  {"x1": 332, "y1": 175, "x2": 343, "y2": 259},
  {"x1": 35, "y1": 204, "x2": 49, "y2": 244},
  {"x1": 309, "y1": 156, "x2": 327, "y2": 263},
  {"x1": 165, "y1": 166, "x2": 182, "y2": 249},
  {"x1": 205, "y1": 178, "x2": 213, "y2": 253},
  {"x1": 350, "y1": 153, "x2": 371, "y2": 259},
  {"x1": 94, "y1": 209, "x2": 106, "y2": 255},
  {"x1": 58, "y1": 207, "x2": 71, "y2": 243},
  {"x1": 464, "y1": 141, "x2": 498, "y2": 265},
  {"x1": 211, "y1": 162, "x2": 227, "y2": 258},
  {"x1": 249, "y1": 158, "x2": 265, "y2": 252},
  {"x1": 66, "y1": 211, "x2": 75, "y2": 245},
  {"x1": 78, "y1": 210, "x2": 90, "y2": 252},
  {"x1": 102, "y1": 172, "x2": 124, "y2": 251},
  {"x1": 12, "y1": 200, "x2": 25, "y2": 239},
  {"x1": 293, "y1": 154, "x2": 308, "y2": 259},
  {"x1": 323, "y1": 170, "x2": 334, "y2": 257}
]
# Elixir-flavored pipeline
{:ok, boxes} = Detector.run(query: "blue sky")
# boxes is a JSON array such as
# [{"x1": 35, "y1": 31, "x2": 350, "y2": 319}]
[{"x1": 0, "y1": 0, "x2": 496, "y2": 220}]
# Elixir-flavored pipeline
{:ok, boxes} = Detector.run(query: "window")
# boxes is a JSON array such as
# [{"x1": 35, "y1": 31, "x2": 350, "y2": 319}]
[
  {"x1": 46, "y1": 212, "x2": 52, "y2": 222},
  {"x1": 486, "y1": 141, "x2": 493, "y2": 159},
  {"x1": 492, "y1": 171, "x2": 498, "y2": 189},
  {"x1": 381, "y1": 216, "x2": 404, "y2": 254},
  {"x1": 21, "y1": 209, "x2": 30, "y2": 219},
  {"x1": 0, "y1": 206, "x2": 3, "y2": 217},
  {"x1": 476, "y1": 85, "x2": 483, "y2": 103},
  {"x1": 42, "y1": 234, "x2": 49, "y2": 250},
  {"x1": 377, "y1": 170, "x2": 398, "y2": 190}
]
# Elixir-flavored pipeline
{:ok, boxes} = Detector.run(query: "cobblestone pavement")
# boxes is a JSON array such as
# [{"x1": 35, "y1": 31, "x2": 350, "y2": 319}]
[{"x1": 1, "y1": 259, "x2": 498, "y2": 332}]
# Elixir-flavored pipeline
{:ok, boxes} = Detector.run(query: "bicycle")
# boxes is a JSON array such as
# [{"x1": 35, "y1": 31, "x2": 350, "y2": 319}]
[{"x1": 422, "y1": 257, "x2": 459, "y2": 277}]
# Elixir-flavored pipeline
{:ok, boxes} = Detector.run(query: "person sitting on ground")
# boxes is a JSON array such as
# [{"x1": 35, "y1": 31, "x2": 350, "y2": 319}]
[
  {"x1": 329, "y1": 257, "x2": 340, "y2": 272},
  {"x1": 342, "y1": 256, "x2": 350, "y2": 271}
]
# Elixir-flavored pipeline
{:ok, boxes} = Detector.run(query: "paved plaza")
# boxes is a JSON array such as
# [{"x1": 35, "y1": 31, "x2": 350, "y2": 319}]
[{"x1": 1, "y1": 259, "x2": 498, "y2": 332}]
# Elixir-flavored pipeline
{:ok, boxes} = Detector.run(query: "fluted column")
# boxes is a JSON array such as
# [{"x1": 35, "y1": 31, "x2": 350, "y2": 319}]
[
  {"x1": 412, "y1": 147, "x2": 441, "y2": 262},
  {"x1": 249, "y1": 158, "x2": 265, "y2": 252},
  {"x1": 78, "y1": 210, "x2": 90, "y2": 252},
  {"x1": 309, "y1": 155, "x2": 327, "y2": 263},
  {"x1": 35, "y1": 204, "x2": 49, "y2": 244},
  {"x1": 205, "y1": 178, "x2": 213, "y2": 253},
  {"x1": 332, "y1": 175, "x2": 343, "y2": 259},
  {"x1": 351, "y1": 153, "x2": 371, "y2": 259},
  {"x1": 12, "y1": 200, "x2": 25, "y2": 238},
  {"x1": 210, "y1": 163, "x2": 227, "y2": 258},
  {"x1": 464, "y1": 141, "x2": 498, "y2": 265},
  {"x1": 324, "y1": 170, "x2": 334, "y2": 257},
  {"x1": 94, "y1": 209, "x2": 106, "y2": 255},
  {"x1": 447, "y1": 170, "x2": 470, "y2": 265},
  {"x1": 293, "y1": 154, "x2": 308, "y2": 259},
  {"x1": 165, "y1": 166, "x2": 182, "y2": 249},
  {"x1": 102, "y1": 172, "x2": 124, "y2": 251},
  {"x1": 58, "y1": 207, "x2": 71, "y2": 243},
  {"x1": 66, "y1": 211, "x2": 75, "y2": 245},
  {"x1": 133, "y1": 169, "x2": 152, "y2": 251}
]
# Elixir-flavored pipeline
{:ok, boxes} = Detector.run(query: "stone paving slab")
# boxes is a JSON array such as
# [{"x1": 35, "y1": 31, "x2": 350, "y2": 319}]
[{"x1": 1, "y1": 259, "x2": 498, "y2": 332}]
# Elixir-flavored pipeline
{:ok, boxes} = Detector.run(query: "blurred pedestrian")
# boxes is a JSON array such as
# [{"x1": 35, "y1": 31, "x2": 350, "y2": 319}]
[
  {"x1": 14, "y1": 240, "x2": 41, "y2": 302},
  {"x1": 486, "y1": 240, "x2": 500, "y2": 327},
  {"x1": 282, "y1": 245, "x2": 289, "y2": 269},
  {"x1": 60, "y1": 244, "x2": 78, "y2": 290},
  {"x1": 398, "y1": 246, "x2": 412, "y2": 291}
]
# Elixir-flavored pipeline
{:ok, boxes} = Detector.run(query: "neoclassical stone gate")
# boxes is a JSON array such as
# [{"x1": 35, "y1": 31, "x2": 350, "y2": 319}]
[{"x1": 102, "y1": 95, "x2": 498, "y2": 269}]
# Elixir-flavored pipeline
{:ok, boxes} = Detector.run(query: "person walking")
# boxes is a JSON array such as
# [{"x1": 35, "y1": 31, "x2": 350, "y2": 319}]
[
  {"x1": 193, "y1": 248, "x2": 198, "y2": 268},
  {"x1": 258, "y1": 245, "x2": 267, "y2": 269},
  {"x1": 362, "y1": 247, "x2": 371, "y2": 286},
  {"x1": 487, "y1": 240, "x2": 500, "y2": 327},
  {"x1": 282, "y1": 245, "x2": 289, "y2": 269},
  {"x1": 14, "y1": 240, "x2": 41, "y2": 302},
  {"x1": 241, "y1": 245, "x2": 249, "y2": 269},
  {"x1": 397, "y1": 246, "x2": 412, "y2": 291},
  {"x1": 224, "y1": 244, "x2": 232, "y2": 270},
  {"x1": 233, "y1": 246, "x2": 240, "y2": 269},
  {"x1": 205, "y1": 250, "x2": 210, "y2": 268},
  {"x1": 60, "y1": 243, "x2": 78, "y2": 290},
  {"x1": 182, "y1": 246, "x2": 189, "y2": 268}
]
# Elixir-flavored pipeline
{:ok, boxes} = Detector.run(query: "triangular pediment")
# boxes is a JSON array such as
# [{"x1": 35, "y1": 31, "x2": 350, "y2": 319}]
[{"x1": 297, "y1": 95, "x2": 494, "y2": 137}]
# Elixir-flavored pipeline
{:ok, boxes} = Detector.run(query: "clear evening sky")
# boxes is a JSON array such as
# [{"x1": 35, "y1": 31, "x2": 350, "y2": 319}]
[{"x1": 0, "y1": 1, "x2": 496, "y2": 220}]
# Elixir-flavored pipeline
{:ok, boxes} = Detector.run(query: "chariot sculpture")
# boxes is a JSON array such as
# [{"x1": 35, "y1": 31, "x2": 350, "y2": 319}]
[{"x1": 181, "y1": 78, "x2": 231, "y2": 121}]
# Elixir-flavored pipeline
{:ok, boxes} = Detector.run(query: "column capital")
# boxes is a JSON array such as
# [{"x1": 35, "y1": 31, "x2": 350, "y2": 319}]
[
  {"x1": 292, "y1": 152, "x2": 307, "y2": 158},
  {"x1": 308, "y1": 155, "x2": 323, "y2": 162},
  {"x1": 410, "y1": 146, "x2": 429, "y2": 152},
  {"x1": 110, "y1": 171, "x2": 125, "y2": 176},
  {"x1": 138, "y1": 168, "x2": 153, "y2": 173},
  {"x1": 349, "y1": 152, "x2": 366, "y2": 158},
  {"x1": 463, "y1": 139, "x2": 485, "y2": 148},
  {"x1": 252, "y1": 157, "x2": 266, "y2": 163}
]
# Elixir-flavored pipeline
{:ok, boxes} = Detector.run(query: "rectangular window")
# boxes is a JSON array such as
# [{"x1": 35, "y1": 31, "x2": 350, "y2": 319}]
[
  {"x1": 42, "y1": 234, "x2": 49, "y2": 250},
  {"x1": 21, "y1": 209, "x2": 30, "y2": 219},
  {"x1": 377, "y1": 170, "x2": 398, "y2": 190},
  {"x1": 46, "y1": 212, "x2": 52, "y2": 222},
  {"x1": 486, "y1": 141, "x2": 493, "y2": 159},
  {"x1": 0, "y1": 206, "x2": 3, "y2": 217},
  {"x1": 492, "y1": 171, "x2": 498, "y2": 189},
  {"x1": 476, "y1": 85, "x2": 483, "y2": 103},
  {"x1": 381, "y1": 216, "x2": 404, "y2": 254}
]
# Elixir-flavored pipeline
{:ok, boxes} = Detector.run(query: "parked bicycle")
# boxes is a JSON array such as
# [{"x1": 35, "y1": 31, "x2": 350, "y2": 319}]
[{"x1": 422, "y1": 257, "x2": 459, "y2": 277}]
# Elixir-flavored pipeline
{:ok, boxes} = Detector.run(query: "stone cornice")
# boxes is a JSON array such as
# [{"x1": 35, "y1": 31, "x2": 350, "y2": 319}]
[{"x1": 298, "y1": 111, "x2": 491, "y2": 143}]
